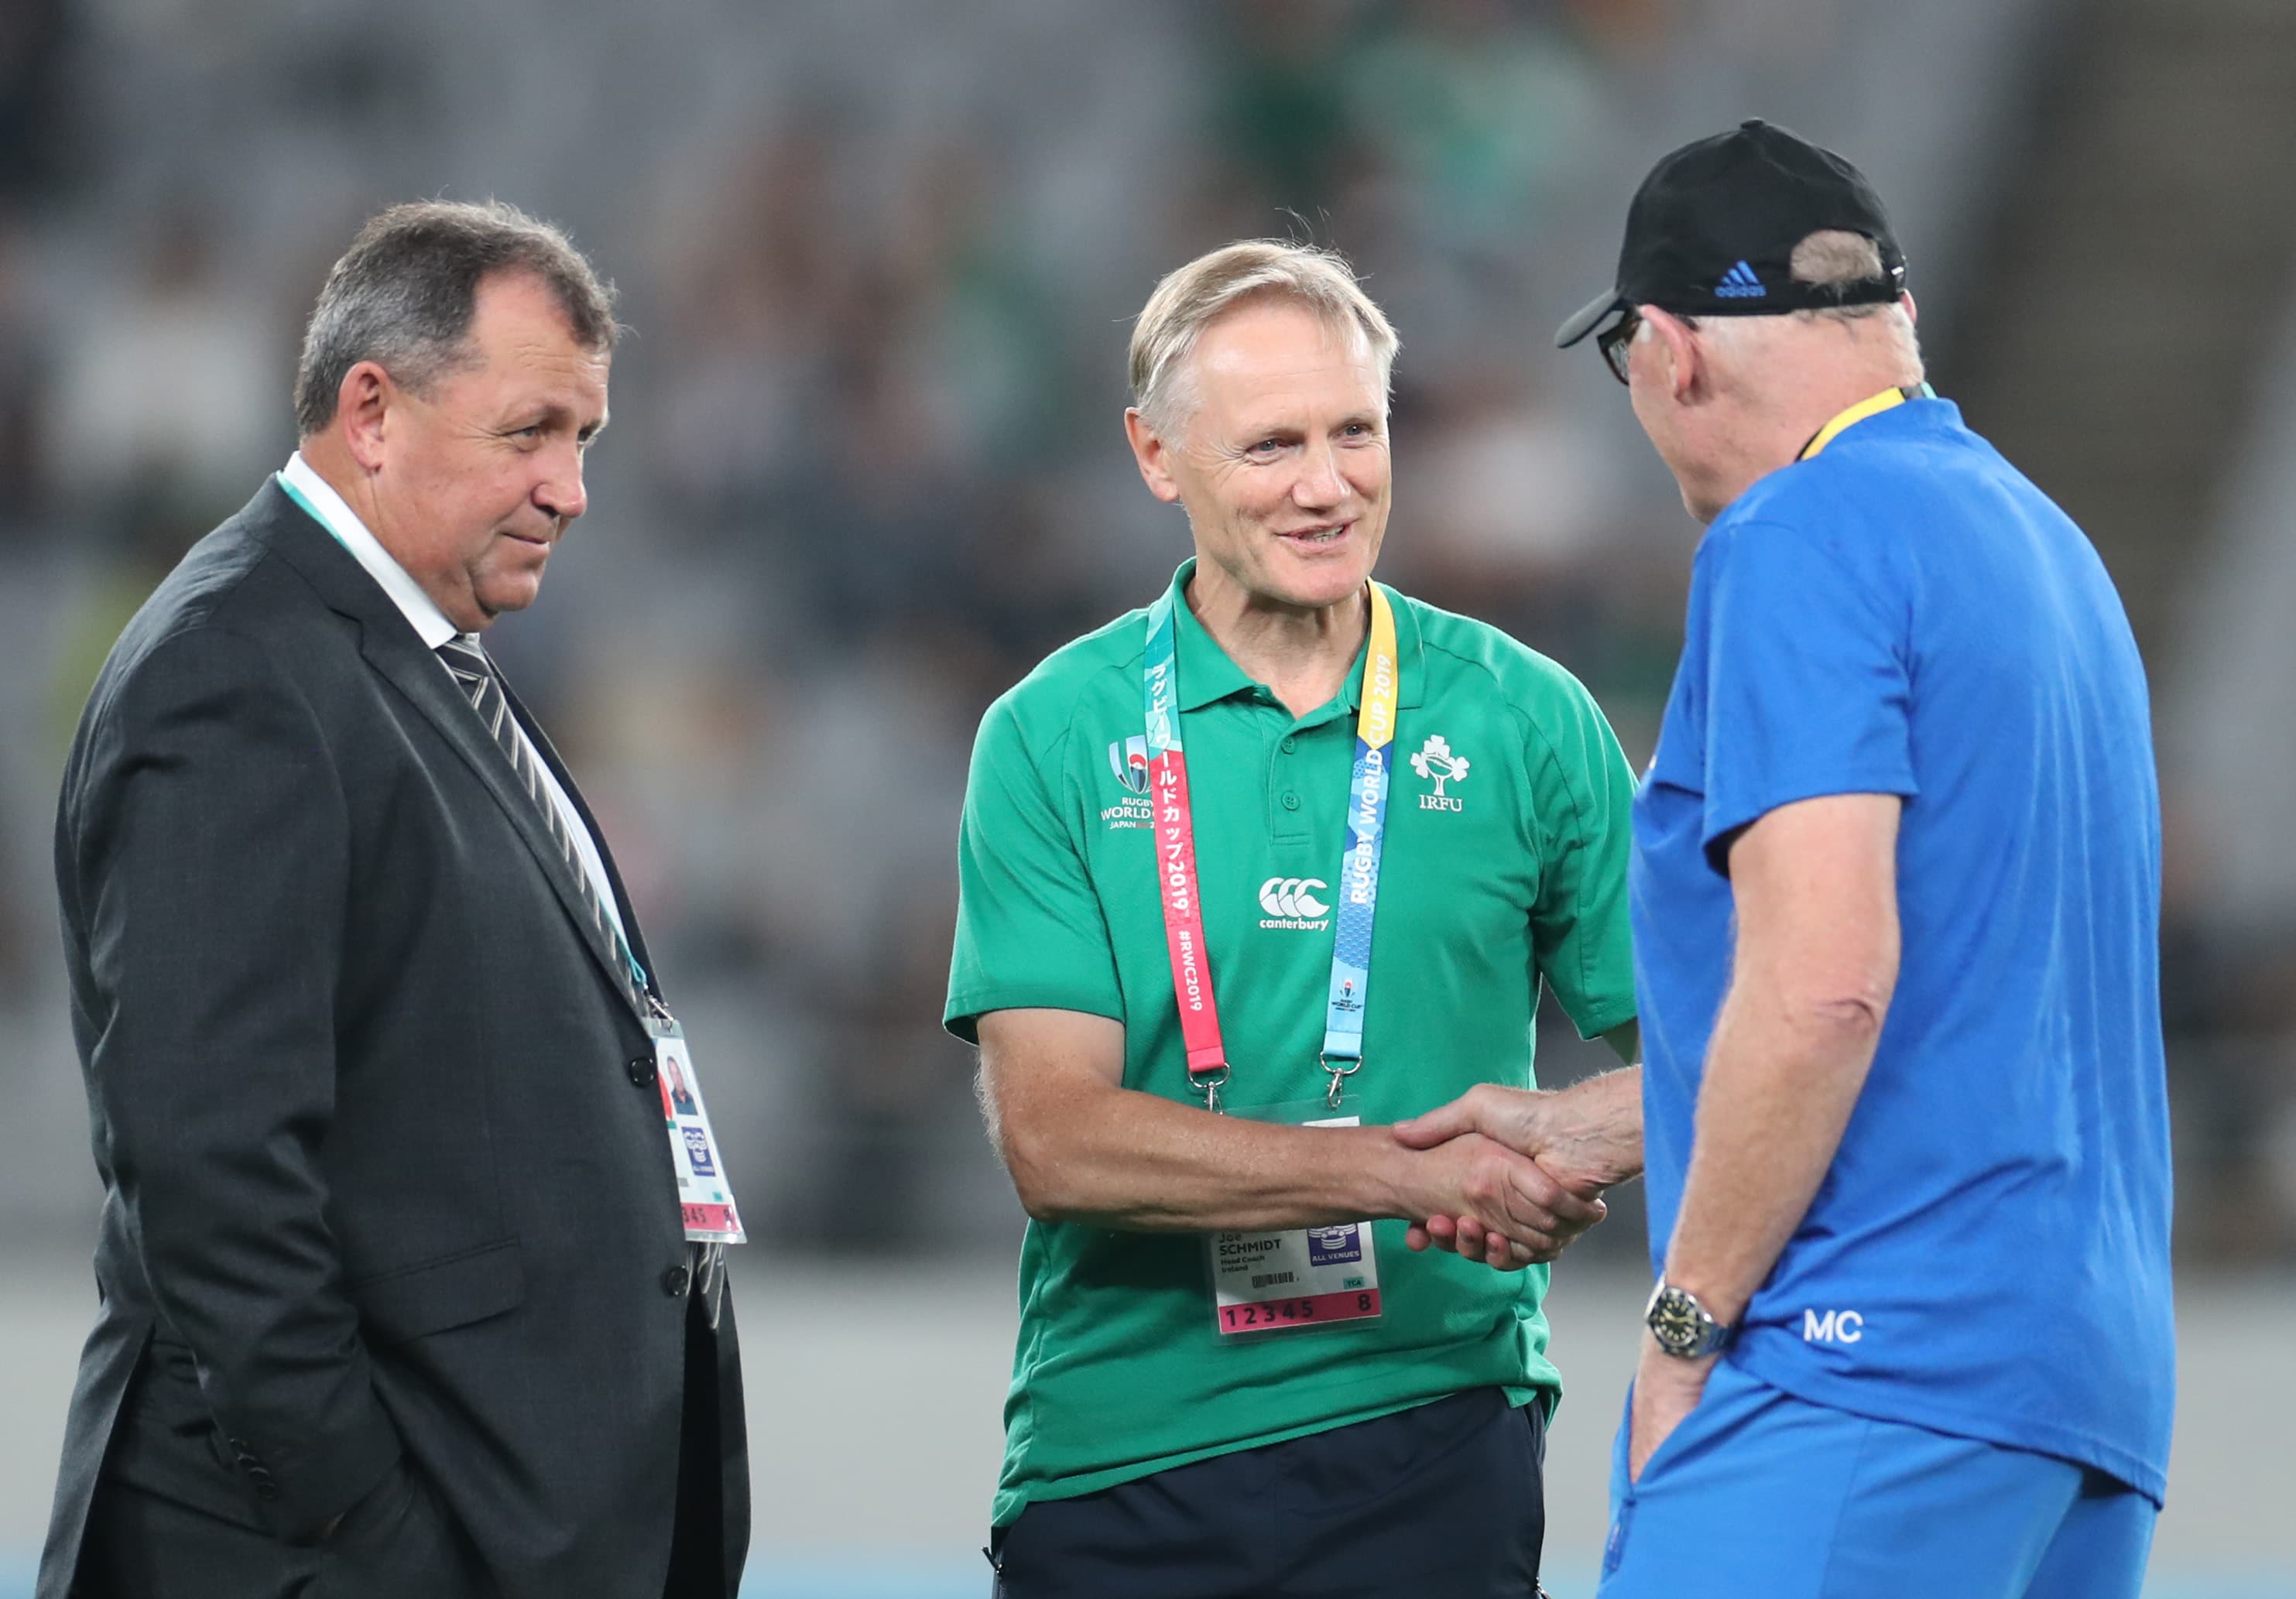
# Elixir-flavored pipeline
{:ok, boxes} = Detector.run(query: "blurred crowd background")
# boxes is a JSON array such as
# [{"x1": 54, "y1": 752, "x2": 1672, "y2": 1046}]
[
  {"x1": 4, "y1": 0, "x2": 2296, "y2": 1281},
  {"x1": 11, "y1": 1, "x2": 2296, "y2": 1590}
]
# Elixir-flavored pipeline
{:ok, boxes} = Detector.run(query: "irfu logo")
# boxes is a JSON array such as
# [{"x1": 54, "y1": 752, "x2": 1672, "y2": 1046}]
[{"x1": 1409, "y1": 735, "x2": 1469, "y2": 813}]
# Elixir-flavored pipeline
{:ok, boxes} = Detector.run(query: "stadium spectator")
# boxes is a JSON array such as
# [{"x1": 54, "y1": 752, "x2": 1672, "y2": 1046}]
[
  {"x1": 0, "y1": 0, "x2": 74, "y2": 200},
  {"x1": 0, "y1": 210, "x2": 46, "y2": 538}
]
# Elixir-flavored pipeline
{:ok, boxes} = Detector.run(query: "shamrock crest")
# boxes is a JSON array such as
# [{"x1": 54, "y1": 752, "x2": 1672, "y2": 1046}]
[{"x1": 1410, "y1": 734, "x2": 1469, "y2": 797}]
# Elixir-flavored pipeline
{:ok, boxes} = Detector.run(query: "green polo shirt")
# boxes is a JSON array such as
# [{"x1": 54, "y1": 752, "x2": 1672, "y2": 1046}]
[{"x1": 946, "y1": 560, "x2": 1637, "y2": 1527}]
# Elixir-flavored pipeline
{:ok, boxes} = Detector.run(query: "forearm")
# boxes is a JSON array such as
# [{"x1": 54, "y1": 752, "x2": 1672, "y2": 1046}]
[
  {"x1": 1002, "y1": 1080, "x2": 1420, "y2": 1232},
  {"x1": 1544, "y1": 1065, "x2": 1645, "y2": 1186},
  {"x1": 1660, "y1": 988, "x2": 1880, "y2": 1323}
]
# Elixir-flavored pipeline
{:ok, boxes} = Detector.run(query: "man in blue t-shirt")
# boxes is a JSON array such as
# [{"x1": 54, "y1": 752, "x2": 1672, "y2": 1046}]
[{"x1": 1397, "y1": 121, "x2": 2173, "y2": 1597}]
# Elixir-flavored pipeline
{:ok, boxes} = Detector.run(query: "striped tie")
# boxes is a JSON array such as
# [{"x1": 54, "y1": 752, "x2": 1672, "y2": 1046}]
[{"x1": 435, "y1": 635, "x2": 646, "y2": 1016}]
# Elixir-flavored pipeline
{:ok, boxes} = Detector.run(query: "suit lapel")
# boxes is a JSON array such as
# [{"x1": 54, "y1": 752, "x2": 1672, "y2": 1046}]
[{"x1": 251, "y1": 482, "x2": 648, "y2": 1022}]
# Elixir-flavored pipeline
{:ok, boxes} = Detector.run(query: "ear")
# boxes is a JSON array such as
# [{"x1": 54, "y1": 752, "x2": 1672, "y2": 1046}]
[
  {"x1": 1125, "y1": 407, "x2": 1183, "y2": 505},
  {"x1": 335, "y1": 361, "x2": 396, "y2": 474},
  {"x1": 1640, "y1": 306, "x2": 1703, "y2": 404},
  {"x1": 1900, "y1": 290, "x2": 1919, "y2": 327}
]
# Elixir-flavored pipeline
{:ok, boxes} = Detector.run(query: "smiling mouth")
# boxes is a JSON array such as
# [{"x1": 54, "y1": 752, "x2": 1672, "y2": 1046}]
[{"x1": 1277, "y1": 522, "x2": 1351, "y2": 546}]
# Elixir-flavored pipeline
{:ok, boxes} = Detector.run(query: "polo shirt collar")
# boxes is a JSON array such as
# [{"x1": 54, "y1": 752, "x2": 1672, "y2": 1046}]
[
  {"x1": 1798, "y1": 382, "x2": 1938, "y2": 461},
  {"x1": 1162, "y1": 558, "x2": 1427, "y2": 716}
]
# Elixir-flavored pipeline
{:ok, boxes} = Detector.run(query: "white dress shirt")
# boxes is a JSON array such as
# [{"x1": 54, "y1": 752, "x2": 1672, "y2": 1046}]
[{"x1": 277, "y1": 453, "x2": 633, "y2": 953}]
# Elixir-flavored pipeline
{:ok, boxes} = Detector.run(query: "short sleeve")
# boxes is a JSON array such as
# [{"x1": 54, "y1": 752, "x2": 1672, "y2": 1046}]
[
  {"x1": 1524, "y1": 673, "x2": 1640, "y2": 1041},
  {"x1": 1700, "y1": 517, "x2": 1917, "y2": 868},
  {"x1": 944, "y1": 693, "x2": 1123, "y2": 1043}
]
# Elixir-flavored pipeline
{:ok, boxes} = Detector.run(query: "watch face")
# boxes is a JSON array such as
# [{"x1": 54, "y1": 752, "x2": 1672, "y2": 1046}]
[{"x1": 1648, "y1": 1287, "x2": 1706, "y2": 1355}]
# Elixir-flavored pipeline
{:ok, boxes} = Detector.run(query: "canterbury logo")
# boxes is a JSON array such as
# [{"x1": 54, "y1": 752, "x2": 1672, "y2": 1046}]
[{"x1": 1259, "y1": 877, "x2": 1329, "y2": 918}]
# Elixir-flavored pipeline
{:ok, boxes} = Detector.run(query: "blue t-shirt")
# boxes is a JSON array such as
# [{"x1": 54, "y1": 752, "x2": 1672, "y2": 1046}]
[{"x1": 1631, "y1": 396, "x2": 2174, "y2": 1503}]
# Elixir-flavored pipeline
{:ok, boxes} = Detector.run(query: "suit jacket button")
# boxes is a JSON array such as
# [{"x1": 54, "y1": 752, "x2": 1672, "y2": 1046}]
[
  {"x1": 662, "y1": 1265, "x2": 691, "y2": 1297},
  {"x1": 628, "y1": 1055, "x2": 657, "y2": 1087}
]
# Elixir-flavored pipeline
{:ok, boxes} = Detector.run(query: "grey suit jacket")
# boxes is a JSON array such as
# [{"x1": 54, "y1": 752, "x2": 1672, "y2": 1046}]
[{"x1": 39, "y1": 480, "x2": 749, "y2": 1598}]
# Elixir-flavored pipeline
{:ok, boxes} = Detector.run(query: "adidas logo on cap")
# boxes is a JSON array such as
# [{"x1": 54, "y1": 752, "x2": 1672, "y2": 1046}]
[{"x1": 1715, "y1": 260, "x2": 1767, "y2": 299}]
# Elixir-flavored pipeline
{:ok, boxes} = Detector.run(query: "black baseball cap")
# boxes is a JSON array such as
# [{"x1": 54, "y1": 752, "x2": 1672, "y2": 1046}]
[{"x1": 1555, "y1": 119, "x2": 1906, "y2": 348}]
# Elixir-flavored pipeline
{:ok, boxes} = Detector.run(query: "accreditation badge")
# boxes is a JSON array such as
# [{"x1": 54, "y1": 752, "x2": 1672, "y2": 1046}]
[
  {"x1": 1207, "y1": 1097, "x2": 1382, "y2": 1337},
  {"x1": 649, "y1": 1015, "x2": 748, "y2": 1245}
]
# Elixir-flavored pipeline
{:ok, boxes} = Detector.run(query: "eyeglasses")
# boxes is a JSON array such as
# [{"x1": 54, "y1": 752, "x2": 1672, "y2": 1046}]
[
  {"x1": 1595, "y1": 306, "x2": 1698, "y2": 385},
  {"x1": 1596, "y1": 307, "x2": 1641, "y2": 385}
]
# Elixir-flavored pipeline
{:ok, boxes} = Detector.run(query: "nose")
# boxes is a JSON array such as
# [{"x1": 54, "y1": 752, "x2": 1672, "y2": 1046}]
[
  {"x1": 1293, "y1": 440, "x2": 1347, "y2": 509},
  {"x1": 535, "y1": 444, "x2": 588, "y2": 525}
]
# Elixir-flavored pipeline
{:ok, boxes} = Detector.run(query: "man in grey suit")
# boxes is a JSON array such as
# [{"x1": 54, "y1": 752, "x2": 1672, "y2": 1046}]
[{"x1": 39, "y1": 201, "x2": 749, "y2": 1599}]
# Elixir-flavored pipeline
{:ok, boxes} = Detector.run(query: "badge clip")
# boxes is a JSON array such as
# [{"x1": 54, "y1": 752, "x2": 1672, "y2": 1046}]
[{"x1": 1193, "y1": 1063, "x2": 1231, "y2": 1115}]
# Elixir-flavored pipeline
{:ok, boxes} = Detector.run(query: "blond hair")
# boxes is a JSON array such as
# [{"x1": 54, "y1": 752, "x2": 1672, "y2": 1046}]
[{"x1": 1128, "y1": 241, "x2": 1399, "y2": 437}]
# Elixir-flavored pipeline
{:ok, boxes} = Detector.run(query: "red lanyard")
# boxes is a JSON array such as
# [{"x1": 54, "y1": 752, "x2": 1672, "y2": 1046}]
[{"x1": 1143, "y1": 588, "x2": 1230, "y2": 1103}]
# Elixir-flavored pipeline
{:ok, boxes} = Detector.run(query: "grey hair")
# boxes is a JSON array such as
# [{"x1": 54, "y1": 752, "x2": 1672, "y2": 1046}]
[
  {"x1": 1784, "y1": 230, "x2": 1916, "y2": 341},
  {"x1": 1129, "y1": 241, "x2": 1398, "y2": 437},
  {"x1": 1652, "y1": 228, "x2": 1921, "y2": 373},
  {"x1": 293, "y1": 200, "x2": 619, "y2": 437}
]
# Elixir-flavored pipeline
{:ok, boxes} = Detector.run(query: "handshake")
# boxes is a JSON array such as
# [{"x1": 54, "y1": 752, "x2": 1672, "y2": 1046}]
[{"x1": 1383, "y1": 1076, "x2": 1644, "y2": 1272}]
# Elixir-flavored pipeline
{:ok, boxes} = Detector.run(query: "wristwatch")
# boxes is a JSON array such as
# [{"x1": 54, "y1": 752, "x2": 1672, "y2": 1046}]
[{"x1": 1644, "y1": 1280, "x2": 1734, "y2": 1359}]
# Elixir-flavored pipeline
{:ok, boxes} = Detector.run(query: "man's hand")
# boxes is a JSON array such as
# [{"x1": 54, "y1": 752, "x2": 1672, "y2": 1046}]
[
  {"x1": 1393, "y1": 1074, "x2": 1643, "y2": 1265},
  {"x1": 1390, "y1": 1132, "x2": 1608, "y2": 1269},
  {"x1": 1629, "y1": 1337, "x2": 1715, "y2": 1482},
  {"x1": 1395, "y1": 1079, "x2": 1642, "y2": 1193}
]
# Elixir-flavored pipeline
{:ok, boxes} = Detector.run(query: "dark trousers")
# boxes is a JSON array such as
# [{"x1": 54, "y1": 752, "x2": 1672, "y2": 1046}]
[
  {"x1": 75, "y1": 1457, "x2": 485, "y2": 1599},
  {"x1": 663, "y1": 1288, "x2": 728, "y2": 1599},
  {"x1": 989, "y1": 1388, "x2": 1546, "y2": 1599}
]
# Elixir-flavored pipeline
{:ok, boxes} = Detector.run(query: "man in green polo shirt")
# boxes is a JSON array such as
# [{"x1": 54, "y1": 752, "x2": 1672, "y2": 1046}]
[{"x1": 946, "y1": 240, "x2": 1640, "y2": 1599}]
